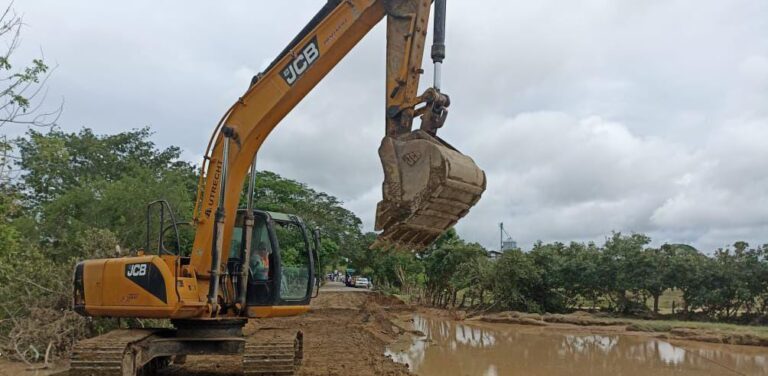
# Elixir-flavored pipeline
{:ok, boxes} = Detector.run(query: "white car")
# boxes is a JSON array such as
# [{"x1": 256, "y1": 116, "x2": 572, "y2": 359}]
[{"x1": 354, "y1": 277, "x2": 371, "y2": 289}]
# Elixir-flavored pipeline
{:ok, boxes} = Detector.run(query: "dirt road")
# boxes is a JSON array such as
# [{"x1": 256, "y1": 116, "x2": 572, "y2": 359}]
[
  {"x1": 162, "y1": 282, "x2": 412, "y2": 375},
  {"x1": 318, "y1": 281, "x2": 370, "y2": 293}
]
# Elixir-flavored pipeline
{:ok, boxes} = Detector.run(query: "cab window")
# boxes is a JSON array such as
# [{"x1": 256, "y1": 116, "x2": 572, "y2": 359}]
[
  {"x1": 274, "y1": 220, "x2": 310, "y2": 301},
  {"x1": 229, "y1": 216, "x2": 273, "y2": 281},
  {"x1": 249, "y1": 217, "x2": 272, "y2": 281}
]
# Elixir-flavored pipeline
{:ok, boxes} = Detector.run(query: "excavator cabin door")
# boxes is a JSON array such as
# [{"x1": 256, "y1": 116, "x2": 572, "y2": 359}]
[{"x1": 228, "y1": 210, "x2": 316, "y2": 317}]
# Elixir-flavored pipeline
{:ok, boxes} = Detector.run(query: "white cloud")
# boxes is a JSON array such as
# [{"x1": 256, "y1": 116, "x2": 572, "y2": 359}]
[
  {"x1": 7, "y1": 0, "x2": 768, "y2": 252},
  {"x1": 651, "y1": 118, "x2": 768, "y2": 231},
  {"x1": 458, "y1": 113, "x2": 696, "y2": 244}
]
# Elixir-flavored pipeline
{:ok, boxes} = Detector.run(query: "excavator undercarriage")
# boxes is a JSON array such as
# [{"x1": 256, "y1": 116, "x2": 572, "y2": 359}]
[{"x1": 70, "y1": 320, "x2": 303, "y2": 375}]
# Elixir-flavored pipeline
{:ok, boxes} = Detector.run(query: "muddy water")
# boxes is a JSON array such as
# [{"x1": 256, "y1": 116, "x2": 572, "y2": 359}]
[{"x1": 386, "y1": 315, "x2": 768, "y2": 376}]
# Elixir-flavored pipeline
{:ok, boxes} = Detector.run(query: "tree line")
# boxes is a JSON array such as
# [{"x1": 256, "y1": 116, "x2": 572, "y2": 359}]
[
  {"x1": 363, "y1": 231, "x2": 768, "y2": 324},
  {"x1": 0, "y1": 127, "x2": 368, "y2": 363}
]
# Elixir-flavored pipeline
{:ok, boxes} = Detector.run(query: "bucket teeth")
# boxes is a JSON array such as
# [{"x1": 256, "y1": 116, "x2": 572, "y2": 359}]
[{"x1": 375, "y1": 131, "x2": 486, "y2": 250}]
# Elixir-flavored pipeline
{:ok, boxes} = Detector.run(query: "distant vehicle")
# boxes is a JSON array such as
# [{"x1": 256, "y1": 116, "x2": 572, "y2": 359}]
[
  {"x1": 345, "y1": 268, "x2": 357, "y2": 287},
  {"x1": 354, "y1": 277, "x2": 371, "y2": 289}
]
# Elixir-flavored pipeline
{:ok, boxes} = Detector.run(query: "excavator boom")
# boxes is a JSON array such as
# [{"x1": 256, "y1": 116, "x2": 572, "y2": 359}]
[{"x1": 192, "y1": 0, "x2": 485, "y2": 274}]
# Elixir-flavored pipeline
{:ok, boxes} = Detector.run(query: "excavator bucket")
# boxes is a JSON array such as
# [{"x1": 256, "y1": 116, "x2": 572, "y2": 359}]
[{"x1": 374, "y1": 130, "x2": 486, "y2": 250}]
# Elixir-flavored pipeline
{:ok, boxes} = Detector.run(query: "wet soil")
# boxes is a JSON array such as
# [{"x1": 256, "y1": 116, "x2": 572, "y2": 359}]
[
  {"x1": 162, "y1": 288, "x2": 412, "y2": 375},
  {"x1": 0, "y1": 361, "x2": 65, "y2": 376}
]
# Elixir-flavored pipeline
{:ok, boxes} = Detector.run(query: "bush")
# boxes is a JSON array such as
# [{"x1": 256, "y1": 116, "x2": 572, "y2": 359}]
[{"x1": 0, "y1": 229, "x2": 123, "y2": 363}]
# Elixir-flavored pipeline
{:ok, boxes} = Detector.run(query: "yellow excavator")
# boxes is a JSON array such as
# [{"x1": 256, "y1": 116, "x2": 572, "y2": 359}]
[{"x1": 71, "y1": 0, "x2": 485, "y2": 374}]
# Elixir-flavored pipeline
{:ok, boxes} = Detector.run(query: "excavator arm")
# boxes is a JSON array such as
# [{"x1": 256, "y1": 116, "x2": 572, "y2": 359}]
[{"x1": 189, "y1": 0, "x2": 485, "y2": 303}]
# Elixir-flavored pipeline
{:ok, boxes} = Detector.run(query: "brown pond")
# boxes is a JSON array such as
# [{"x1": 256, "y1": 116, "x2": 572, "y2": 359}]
[{"x1": 386, "y1": 315, "x2": 768, "y2": 376}]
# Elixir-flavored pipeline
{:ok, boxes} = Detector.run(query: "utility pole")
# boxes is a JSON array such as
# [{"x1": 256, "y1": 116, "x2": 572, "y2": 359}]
[
  {"x1": 499, "y1": 222, "x2": 515, "y2": 252},
  {"x1": 499, "y1": 222, "x2": 504, "y2": 252}
]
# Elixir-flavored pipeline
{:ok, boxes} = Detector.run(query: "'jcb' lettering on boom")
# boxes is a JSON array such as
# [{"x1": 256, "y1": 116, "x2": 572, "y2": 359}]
[{"x1": 281, "y1": 37, "x2": 320, "y2": 86}]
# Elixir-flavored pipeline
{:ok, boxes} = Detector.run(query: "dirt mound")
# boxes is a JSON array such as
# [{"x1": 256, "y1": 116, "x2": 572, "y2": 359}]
[
  {"x1": 543, "y1": 313, "x2": 632, "y2": 326},
  {"x1": 164, "y1": 291, "x2": 412, "y2": 376},
  {"x1": 294, "y1": 292, "x2": 411, "y2": 375},
  {"x1": 661, "y1": 328, "x2": 768, "y2": 347},
  {"x1": 471, "y1": 311, "x2": 547, "y2": 326},
  {"x1": 470, "y1": 311, "x2": 633, "y2": 328},
  {"x1": 309, "y1": 290, "x2": 371, "y2": 310},
  {"x1": 369, "y1": 294, "x2": 407, "y2": 308}
]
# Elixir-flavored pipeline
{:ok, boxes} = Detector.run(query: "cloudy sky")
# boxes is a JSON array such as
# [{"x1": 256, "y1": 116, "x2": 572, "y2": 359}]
[{"x1": 9, "y1": 0, "x2": 768, "y2": 252}]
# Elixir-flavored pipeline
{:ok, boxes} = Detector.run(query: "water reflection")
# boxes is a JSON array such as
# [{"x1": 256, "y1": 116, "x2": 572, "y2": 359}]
[
  {"x1": 387, "y1": 315, "x2": 768, "y2": 376},
  {"x1": 562, "y1": 334, "x2": 618, "y2": 354}
]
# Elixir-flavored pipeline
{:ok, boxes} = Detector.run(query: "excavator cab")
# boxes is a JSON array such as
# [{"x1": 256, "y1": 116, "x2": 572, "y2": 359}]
[{"x1": 227, "y1": 210, "x2": 318, "y2": 318}]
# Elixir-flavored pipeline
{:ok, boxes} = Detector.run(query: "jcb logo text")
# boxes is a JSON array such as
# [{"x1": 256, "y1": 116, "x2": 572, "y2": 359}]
[
  {"x1": 281, "y1": 37, "x2": 320, "y2": 86},
  {"x1": 126, "y1": 263, "x2": 148, "y2": 278}
]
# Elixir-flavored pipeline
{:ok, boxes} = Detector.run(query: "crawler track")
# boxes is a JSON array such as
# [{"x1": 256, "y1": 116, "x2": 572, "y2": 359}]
[
  {"x1": 69, "y1": 329, "x2": 161, "y2": 375},
  {"x1": 71, "y1": 327, "x2": 303, "y2": 375},
  {"x1": 243, "y1": 330, "x2": 303, "y2": 376}
]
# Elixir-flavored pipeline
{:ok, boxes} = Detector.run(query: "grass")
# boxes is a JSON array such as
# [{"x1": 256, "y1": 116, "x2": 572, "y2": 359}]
[
  {"x1": 536, "y1": 313, "x2": 768, "y2": 346},
  {"x1": 574, "y1": 289, "x2": 685, "y2": 314},
  {"x1": 481, "y1": 309, "x2": 768, "y2": 337},
  {"x1": 625, "y1": 319, "x2": 768, "y2": 336},
  {"x1": 623, "y1": 318, "x2": 768, "y2": 346}
]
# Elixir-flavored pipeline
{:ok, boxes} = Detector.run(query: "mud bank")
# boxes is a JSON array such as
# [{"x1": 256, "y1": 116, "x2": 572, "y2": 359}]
[{"x1": 463, "y1": 310, "x2": 768, "y2": 348}]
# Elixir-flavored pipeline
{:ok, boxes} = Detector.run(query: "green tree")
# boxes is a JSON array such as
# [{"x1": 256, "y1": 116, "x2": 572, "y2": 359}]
[
  {"x1": 600, "y1": 232, "x2": 651, "y2": 313},
  {"x1": 422, "y1": 230, "x2": 486, "y2": 307},
  {"x1": 17, "y1": 127, "x2": 192, "y2": 205},
  {"x1": 249, "y1": 170, "x2": 364, "y2": 258},
  {"x1": 528, "y1": 241, "x2": 569, "y2": 313},
  {"x1": 561, "y1": 242, "x2": 602, "y2": 310},
  {"x1": 640, "y1": 247, "x2": 670, "y2": 314},
  {"x1": 367, "y1": 247, "x2": 423, "y2": 295},
  {"x1": 754, "y1": 244, "x2": 768, "y2": 317},
  {"x1": 491, "y1": 248, "x2": 543, "y2": 312},
  {"x1": 0, "y1": 3, "x2": 61, "y2": 128},
  {"x1": 453, "y1": 254, "x2": 493, "y2": 308},
  {"x1": 15, "y1": 128, "x2": 196, "y2": 259},
  {"x1": 663, "y1": 243, "x2": 708, "y2": 314}
]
